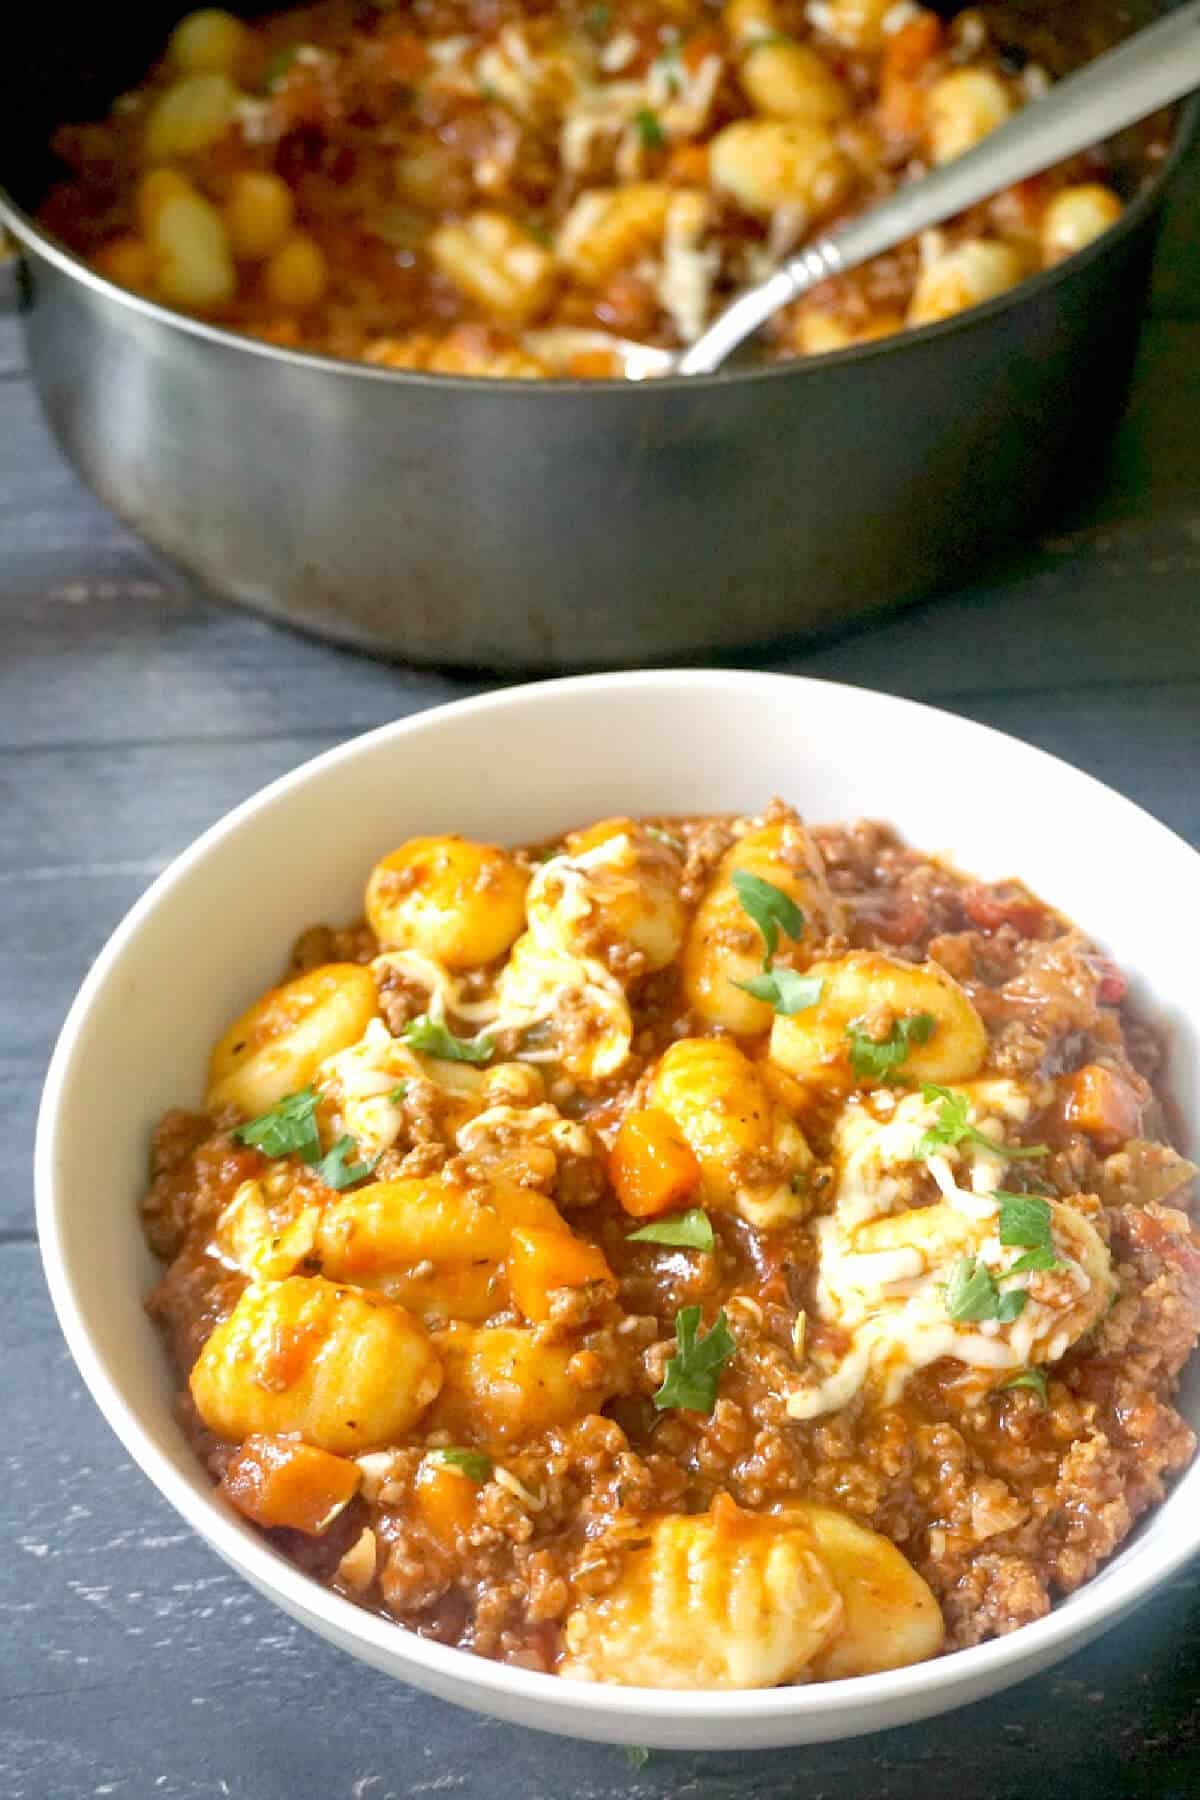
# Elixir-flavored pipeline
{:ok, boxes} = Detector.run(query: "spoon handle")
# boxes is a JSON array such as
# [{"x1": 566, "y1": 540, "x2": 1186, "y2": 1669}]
[{"x1": 678, "y1": 0, "x2": 1200, "y2": 375}]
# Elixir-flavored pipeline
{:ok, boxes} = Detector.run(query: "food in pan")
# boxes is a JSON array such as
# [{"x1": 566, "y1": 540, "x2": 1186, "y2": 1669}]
[
  {"x1": 41, "y1": 2, "x2": 1131, "y2": 376},
  {"x1": 141, "y1": 804, "x2": 1200, "y2": 1686}
]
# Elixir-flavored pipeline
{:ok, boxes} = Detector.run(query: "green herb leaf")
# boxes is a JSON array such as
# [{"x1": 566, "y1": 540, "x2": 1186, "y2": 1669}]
[
  {"x1": 233, "y1": 1086, "x2": 321, "y2": 1163},
  {"x1": 585, "y1": 2, "x2": 612, "y2": 36},
  {"x1": 653, "y1": 1307, "x2": 735, "y2": 1413},
  {"x1": 262, "y1": 44, "x2": 300, "y2": 89},
  {"x1": 647, "y1": 825, "x2": 685, "y2": 854},
  {"x1": 387, "y1": 1082, "x2": 409, "y2": 1103},
  {"x1": 1006, "y1": 1246, "x2": 1059, "y2": 1277},
  {"x1": 428, "y1": 1447, "x2": 493, "y2": 1482},
  {"x1": 1002, "y1": 1367, "x2": 1049, "y2": 1404},
  {"x1": 917, "y1": 1084, "x2": 1049, "y2": 1161},
  {"x1": 313, "y1": 1133, "x2": 378, "y2": 1191},
  {"x1": 944, "y1": 1256, "x2": 1029, "y2": 1325},
  {"x1": 624, "y1": 1745, "x2": 651, "y2": 1770},
  {"x1": 634, "y1": 107, "x2": 666, "y2": 149},
  {"x1": 997, "y1": 1192, "x2": 1054, "y2": 1249},
  {"x1": 731, "y1": 870, "x2": 804, "y2": 963},
  {"x1": 628, "y1": 1208, "x2": 715, "y2": 1251},
  {"x1": 735, "y1": 968, "x2": 824, "y2": 1016},
  {"x1": 403, "y1": 1015, "x2": 495, "y2": 1065},
  {"x1": 846, "y1": 1011, "x2": 935, "y2": 1083}
]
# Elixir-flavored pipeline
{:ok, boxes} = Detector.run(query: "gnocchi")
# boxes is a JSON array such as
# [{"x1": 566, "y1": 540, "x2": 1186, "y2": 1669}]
[
  {"x1": 365, "y1": 835, "x2": 528, "y2": 970},
  {"x1": 429, "y1": 1324, "x2": 612, "y2": 1441},
  {"x1": 560, "y1": 1499, "x2": 844, "y2": 1686},
  {"x1": 769, "y1": 950, "x2": 987, "y2": 1089},
  {"x1": 206, "y1": 962, "x2": 379, "y2": 1116},
  {"x1": 684, "y1": 819, "x2": 841, "y2": 1035},
  {"x1": 650, "y1": 1036, "x2": 812, "y2": 1229},
  {"x1": 190, "y1": 1277, "x2": 442, "y2": 1452}
]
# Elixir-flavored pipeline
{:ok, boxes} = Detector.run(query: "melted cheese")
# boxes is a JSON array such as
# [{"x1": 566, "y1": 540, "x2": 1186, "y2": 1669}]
[{"x1": 788, "y1": 1081, "x2": 1113, "y2": 1418}]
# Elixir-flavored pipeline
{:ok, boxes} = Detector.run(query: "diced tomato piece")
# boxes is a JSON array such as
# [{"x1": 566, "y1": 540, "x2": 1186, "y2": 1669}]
[
  {"x1": 962, "y1": 884, "x2": 1047, "y2": 938},
  {"x1": 380, "y1": 30, "x2": 428, "y2": 81},
  {"x1": 1091, "y1": 958, "x2": 1128, "y2": 1005}
]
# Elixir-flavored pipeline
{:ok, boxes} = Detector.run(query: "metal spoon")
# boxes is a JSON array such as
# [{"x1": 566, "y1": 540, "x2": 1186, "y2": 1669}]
[{"x1": 535, "y1": 0, "x2": 1200, "y2": 380}]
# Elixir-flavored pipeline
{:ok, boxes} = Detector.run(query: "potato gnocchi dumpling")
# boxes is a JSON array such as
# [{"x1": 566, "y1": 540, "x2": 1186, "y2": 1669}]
[
  {"x1": 684, "y1": 819, "x2": 841, "y2": 1035},
  {"x1": 47, "y1": 1, "x2": 1134, "y2": 375},
  {"x1": 526, "y1": 819, "x2": 686, "y2": 974},
  {"x1": 560, "y1": 1501, "x2": 844, "y2": 1687},
  {"x1": 141, "y1": 803, "x2": 1198, "y2": 1689},
  {"x1": 365, "y1": 835, "x2": 528, "y2": 969},
  {"x1": 770, "y1": 949, "x2": 987, "y2": 1090},
  {"x1": 189, "y1": 1277, "x2": 442, "y2": 1453},
  {"x1": 206, "y1": 962, "x2": 379, "y2": 1116},
  {"x1": 650, "y1": 1036, "x2": 812, "y2": 1229}
]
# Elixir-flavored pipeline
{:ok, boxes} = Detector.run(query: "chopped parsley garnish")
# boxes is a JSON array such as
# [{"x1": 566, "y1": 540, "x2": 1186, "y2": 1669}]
[
  {"x1": 262, "y1": 45, "x2": 300, "y2": 89},
  {"x1": 313, "y1": 1133, "x2": 378, "y2": 1191},
  {"x1": 387, "y1": 1082, "x2": 409, "y2": 1103},
  {"x1": 846, "y1": 1012, "x2": 935, "y2": 1083},
  {"x1": 628, "y1": 1208, "x2": 714, "y2": 1251},
  {"x1": 233, "y1": 1089, "x2": 376, "y2": 1190},
  {"x1": 429, "y1": 1448, "x2": 493, "y2": 1482},
  {"x1": 736, "y1": 968, "x2": 824, "y2": 1016},
  {"x1": 653, "y1": 1307, "x2": 735, "y2": 1413},
  {"x1": 635, "y1": 107, "x2": 666, "y2": 149},
  {"x1": 653, "y1": 37, "x2": 683, "y2": 95},
  {"x1": 944, "y1": 1256, "x2": 1028, "y2": 1325},
  {"x1": 1002, "y1": 1367, "x2": 1049, "y2": 1404},
  {"x1": 730, "y1": 871, "x2": 816, "y2": 1016},
  {"x1": 917, "y1": 1084, "x2": 1049, "y2": 1161},
  {"x1": 403, "y1": 1015, "x2": 495, "y2": 1065},
  {"x1": 997, "y1": 1192, "x2": 1054, "y2": 1249},
  {"x1": 624, "y1": 1746, "x2": 651, "y2": 1770},
  {"x1": 233, "y1": 1086, "x2": 321, "y2": 1163},
  {"x1": 996, "y1": 1191, "x2": 1063, "y2": 1274},
  {"x1": 732, "y1": 871, "x2": 804, "y2": 961},
  {"x1": 585, "y1": 2, "x2": 612, "y2": 36}
]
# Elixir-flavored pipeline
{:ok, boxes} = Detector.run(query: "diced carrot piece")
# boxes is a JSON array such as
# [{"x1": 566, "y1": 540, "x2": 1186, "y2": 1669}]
[
  {"x1": 507, "y1": 1226, "x2": 615, "y2": 1324},
  {"x1": 682, "y1": 28, "x2": 724, "y2": 72},
  {"x1": 610, "y1": 1107, "x2": 702, "y2": 1218},
  {"x1": 1061, "y1": 1064, "x2": 1141, "y2": 1153},
  {"x1": 220, "y1": 1435, "x2": 360, "y2": 1534},
  {"x1": 381, "y1": 30, "x2": 429, "y2": 81},
  {"x1": 879, "y1": 12, "x2": 942, "y2": 139},
  {"x1": 566, "y1": 350, "x2": 623, "y2": 380},
  {"x1": 667, "y1": 142, "x2": 710, "y2": 187},
  {"x1": 414, "y1": 1457, "x2": 480, "y2": 1548},
  {"x1": 881, "y1": 10, "x2": 942, "y2": 83}
]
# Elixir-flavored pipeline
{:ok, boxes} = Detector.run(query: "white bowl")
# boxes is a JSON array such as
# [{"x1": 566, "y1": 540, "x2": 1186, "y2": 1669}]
[{"x1": 36, "y1": 670, "x2": 1200, "y2": 1751}]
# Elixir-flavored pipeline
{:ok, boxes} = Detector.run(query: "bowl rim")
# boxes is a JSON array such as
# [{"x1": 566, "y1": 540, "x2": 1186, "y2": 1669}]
[
  {"x1": 34, "y1": 669, "x2": 1200, "y2": 1728},
  {"x1": 2, "y1": 84, "x2": 1196, "y2": 397}
]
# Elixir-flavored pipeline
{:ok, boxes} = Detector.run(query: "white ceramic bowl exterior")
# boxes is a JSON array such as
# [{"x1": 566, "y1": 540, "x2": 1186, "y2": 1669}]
[{"x1": 35, "y1": 672, "x2": 1200, "y2": 1749}]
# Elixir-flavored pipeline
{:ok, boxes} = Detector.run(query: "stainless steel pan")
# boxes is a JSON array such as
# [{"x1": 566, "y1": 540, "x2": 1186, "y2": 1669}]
[{"x1": 1, "y1": 1, "x2": 1195, "y2": 668}]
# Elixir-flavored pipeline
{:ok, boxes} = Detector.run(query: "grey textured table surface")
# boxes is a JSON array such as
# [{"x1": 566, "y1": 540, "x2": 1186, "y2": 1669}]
[{"x1": 4, "y1": 141, "x2": 1200, "y2": 1799}]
